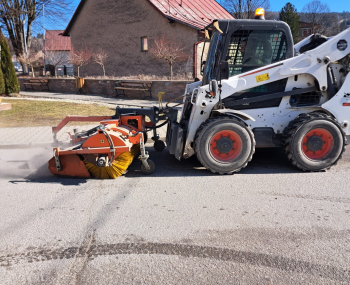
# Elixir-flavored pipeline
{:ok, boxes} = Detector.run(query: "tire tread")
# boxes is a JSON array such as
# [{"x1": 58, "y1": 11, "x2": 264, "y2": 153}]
[
  {"x1": 194, "y1": 116, "x2": 255, "y2": 174},
  {"x1": 282, "y1": 112, "x2": 346, "y2": 172}
]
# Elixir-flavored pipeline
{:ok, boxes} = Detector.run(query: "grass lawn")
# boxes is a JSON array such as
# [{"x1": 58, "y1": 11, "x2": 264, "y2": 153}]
[{"x1": 0, "y1": 99, "x2": 116, "y2": 128}]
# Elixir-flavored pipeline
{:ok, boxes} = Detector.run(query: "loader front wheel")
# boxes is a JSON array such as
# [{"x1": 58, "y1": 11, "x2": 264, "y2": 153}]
[
  {"x1": 194, "y1": 117, "x2": 255, "y2": 174},
  {"x1": 283, "y1": 113, "x2": 346, "y2": 171}
]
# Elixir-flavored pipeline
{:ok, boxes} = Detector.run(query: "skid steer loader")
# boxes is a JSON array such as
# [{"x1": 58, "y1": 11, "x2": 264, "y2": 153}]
[
  {"x1": 49, "y1": 8, "x2": 350, "y2": 178},
  {"x1": 164, "y1": 9, "x2": 350, "y2": 174}
]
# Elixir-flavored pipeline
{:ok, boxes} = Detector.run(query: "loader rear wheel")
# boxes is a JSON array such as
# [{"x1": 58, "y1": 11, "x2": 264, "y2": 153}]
[
  {"x1": 194, "y1": 117, "x2": 255, "y2": 174},
  {"x1": 283, "y1": 113, "x2": 346, "y2": 171}
]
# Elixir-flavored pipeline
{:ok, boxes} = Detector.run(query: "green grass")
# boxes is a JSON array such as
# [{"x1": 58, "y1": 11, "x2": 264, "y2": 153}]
[{"x1": 0, "y1": 99, "x2": 116, "y2": 128}]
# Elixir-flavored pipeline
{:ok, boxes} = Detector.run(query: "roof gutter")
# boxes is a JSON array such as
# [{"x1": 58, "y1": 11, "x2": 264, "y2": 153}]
[{"x1": 164, "y1": 15, "x2": 205, "y2": 30}]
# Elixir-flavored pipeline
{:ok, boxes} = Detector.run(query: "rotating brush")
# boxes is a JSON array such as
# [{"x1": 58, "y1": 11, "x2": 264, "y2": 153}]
[{"x1": 84, "y1": 144, "x2": 140, "y2": 179}]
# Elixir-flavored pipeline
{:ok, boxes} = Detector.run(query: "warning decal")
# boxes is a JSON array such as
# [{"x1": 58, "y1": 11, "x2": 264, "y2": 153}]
[{"x1": 256, "y1": 73, "x2": 270, "y2": 83}]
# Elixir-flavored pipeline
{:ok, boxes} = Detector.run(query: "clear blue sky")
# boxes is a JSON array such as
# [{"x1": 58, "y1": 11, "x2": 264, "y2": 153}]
[
  {"x1": 217, "y1": 0, "x2": 350, "y2": 13},
  {"x1": 69, "y1": 0, "x2": 350, "y2": 13},
  {"x1": 55, "y1": 0, "x2": 349, "y2": 31}
]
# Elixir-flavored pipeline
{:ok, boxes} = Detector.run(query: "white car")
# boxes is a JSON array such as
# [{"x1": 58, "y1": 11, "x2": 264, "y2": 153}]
[{"x1": 13, "y1": 62, "x2": 23, "y2": 72}]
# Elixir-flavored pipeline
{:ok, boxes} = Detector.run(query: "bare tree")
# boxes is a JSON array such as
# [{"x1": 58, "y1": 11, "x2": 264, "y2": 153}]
[
  {"x1": 18, "y1": 50, "x2": 43, "y2": 77},
  {"x1": 93, "y1": 49, "x2": 108, "y2": 77},
  {"x1": 149, "y1": 35, "x2": 187, "y2": 80},
  {"x1": 185, "y1": 55, "x2": 193, "y2": 79},
  {"x1": 223, "y1": 0, "x2": 271, "y2": 19},
  {"x1": 302, "y1": 0, "x2": 334, "y2": 35},
  {"x1": 70, "y1": 48, "x2": 93, "y2": 78},
  {"x1": 0, "y1": 0, "x2": 73, "y2": 60},
  {"x1": 45, "y1": 50, "x2": 69, "y2": 78},
  {"x1": 31, "y1": 35, "x2": 44, "y2": 53}
]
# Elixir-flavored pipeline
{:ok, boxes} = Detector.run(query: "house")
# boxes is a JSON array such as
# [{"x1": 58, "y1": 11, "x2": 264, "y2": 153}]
[
  {"x1": 299, "y1": 21, "x2": 314, "y2": 39},
  {"x1": 45, "y1": 30, "x2": 71, "y2": 52},
  {"x1": 63, "y1": 0, "x2": 233, "y2": 78},
  {"x1": 45, "y1": 30, "x2": 72, "y2": 76},
  {"x1": 340, "y1": 18, "x2": 350, "y2": 32}
]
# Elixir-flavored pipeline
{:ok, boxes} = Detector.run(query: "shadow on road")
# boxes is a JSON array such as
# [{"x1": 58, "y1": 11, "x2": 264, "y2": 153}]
[
  {"x1": 7, "y1": 164, "x2": 88, "y2": 186},
  {"x1": 0, "y1": 147, "x2": 88, "y2": 185},
  {"x1": 125, "y1": 147, "x2": 301, "y2": 178},
  {"x1": 3, "y1": 146, "x2": 349, "y2": 183}
]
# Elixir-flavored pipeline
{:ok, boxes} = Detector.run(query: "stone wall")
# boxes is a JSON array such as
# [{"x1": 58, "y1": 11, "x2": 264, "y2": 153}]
[{"x1": 18, "y1": 78, "x2": 192, "y2": 101}]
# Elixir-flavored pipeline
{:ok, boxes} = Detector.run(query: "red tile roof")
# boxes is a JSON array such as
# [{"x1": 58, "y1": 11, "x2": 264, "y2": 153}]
[
  {"x1": 45, "y1": 30, "x2": 71, "y2": 51},
  {"x1": 63, "y1": 0, "x2": 233, "y2": 36},
  {"x1": 147, "y1": 0, "x2": 233, "y2": 30}
]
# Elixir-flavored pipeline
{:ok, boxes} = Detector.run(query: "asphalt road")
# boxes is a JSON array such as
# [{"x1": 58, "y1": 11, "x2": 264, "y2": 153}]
[{"x1": 0, "y1": 145, "x2": 350, "y2": 284}]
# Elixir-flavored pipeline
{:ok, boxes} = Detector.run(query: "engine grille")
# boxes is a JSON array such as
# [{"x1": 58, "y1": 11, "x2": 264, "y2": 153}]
[{"x1": 290, "y1": 91, "x2": 322, "y2": 107}]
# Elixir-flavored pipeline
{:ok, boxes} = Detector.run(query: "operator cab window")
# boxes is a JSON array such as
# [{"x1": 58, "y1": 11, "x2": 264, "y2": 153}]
[
  {"x1": 226, "y1": 30, "x2": 287, "y2": 77},
  {"x1": 203, "y1": 32, "x2": 223, "y2": 83}
]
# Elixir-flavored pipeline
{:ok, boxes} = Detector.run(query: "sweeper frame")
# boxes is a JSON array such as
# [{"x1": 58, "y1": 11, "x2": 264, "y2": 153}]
[{"x1": 49, "y1": 106, "x2": 179, "y2": 178}]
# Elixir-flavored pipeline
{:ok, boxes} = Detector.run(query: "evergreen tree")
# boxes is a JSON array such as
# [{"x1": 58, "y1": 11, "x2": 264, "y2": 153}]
[
  {"x1": 0, "y1": 29, "x2": 4, "y2": 94},
  {"x1": 279, "y1": 3, "x2": 300, "y2": 43},
  {"x1": 0, "y1": 31, "x2": 20, "y2": 95},
  {"x1": 0, "y1": 58, "x2": 5, "y2": 95}
]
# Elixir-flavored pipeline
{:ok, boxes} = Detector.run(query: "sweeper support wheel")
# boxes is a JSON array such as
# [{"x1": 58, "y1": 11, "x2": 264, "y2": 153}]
[
  {"x1": 141, "y1": 159, "x2": 155, "y2": 175},
  {"x1": 154, "y1": 140, "x2": 165, "y2": 152}
]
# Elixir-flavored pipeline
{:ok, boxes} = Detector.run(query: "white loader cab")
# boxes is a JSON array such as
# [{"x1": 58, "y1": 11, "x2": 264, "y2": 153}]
[{"x1": 166, "y1": 8, "x2": 350, "y2": 174}]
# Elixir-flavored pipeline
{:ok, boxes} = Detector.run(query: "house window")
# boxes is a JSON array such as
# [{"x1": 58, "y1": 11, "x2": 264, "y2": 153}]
[{"x1": 141, "y1": 36, "x2": 148, "y2": 52}]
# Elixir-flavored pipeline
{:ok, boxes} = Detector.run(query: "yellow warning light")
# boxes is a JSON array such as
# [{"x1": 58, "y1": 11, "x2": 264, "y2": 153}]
[{"x1": 255, "y1": 8, "x2": 265, "y2": 19}]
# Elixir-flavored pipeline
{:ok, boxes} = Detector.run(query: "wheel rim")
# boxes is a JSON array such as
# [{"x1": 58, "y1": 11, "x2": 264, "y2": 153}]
[
  {"x1": 301, "y1": 128, "x2": 334, "y2": 160},
  {"x1": 209, "y1": 130, "x2": 242, "y2": 162}
]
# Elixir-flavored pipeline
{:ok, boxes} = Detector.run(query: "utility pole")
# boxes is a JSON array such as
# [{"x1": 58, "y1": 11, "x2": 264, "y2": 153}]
[
  {"x1": 43, "y1": 3, "x2": 46, "y2": 77},
  {"x1": 23, "y1": 16, "x2": 28, "y2": 74},
  {"x1": 23, "y1": 19, "x2": 28, "y2": 55},
  {"x1": 23, "y1": 2, "x2": 28, "y2": 74}
]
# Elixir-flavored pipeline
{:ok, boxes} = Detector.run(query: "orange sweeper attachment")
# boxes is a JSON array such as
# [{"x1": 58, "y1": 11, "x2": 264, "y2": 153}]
[{"x1": 48, "y1": 106, "x2": 172, "y2": 179}]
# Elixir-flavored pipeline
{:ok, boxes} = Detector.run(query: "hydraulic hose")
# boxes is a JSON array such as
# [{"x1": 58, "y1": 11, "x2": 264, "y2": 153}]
[{"x1": 144, "y1": 120, "x2": 169, "y2": 132}]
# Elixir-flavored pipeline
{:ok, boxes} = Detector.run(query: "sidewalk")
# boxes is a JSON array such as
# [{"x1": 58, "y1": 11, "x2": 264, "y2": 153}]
[
  {"x1": 20, "y1": 91, "x2": 162, "y2": 108},
  {"x1": 0, "y1": 91, "x2": 169, "y2": 148}
]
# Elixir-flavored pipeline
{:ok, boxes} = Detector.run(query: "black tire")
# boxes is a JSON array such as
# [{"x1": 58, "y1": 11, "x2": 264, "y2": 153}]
[
  {"x1": 141, "y1": 160, "x2": 155, "y2": 175},
  {"x1": 154, "y1": 140, "x2": 165, "y2": 152},
  {"x1": 194, "y1": 116, "x2": 255, "y2": 174},
  {"x1": 283, "y1": 113, "x2": 346, "y2": 171}
]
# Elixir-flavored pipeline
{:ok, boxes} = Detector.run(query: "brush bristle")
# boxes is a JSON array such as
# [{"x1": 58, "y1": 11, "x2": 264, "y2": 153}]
[{"x1": 84, "y1": 144, "x2": 140, "y2": 179}]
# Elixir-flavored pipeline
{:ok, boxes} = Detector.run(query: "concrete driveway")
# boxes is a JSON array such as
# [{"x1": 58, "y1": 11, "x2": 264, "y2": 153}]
[{"x1": 0, "y1": 146, "x2": 349, "y2": 284}]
